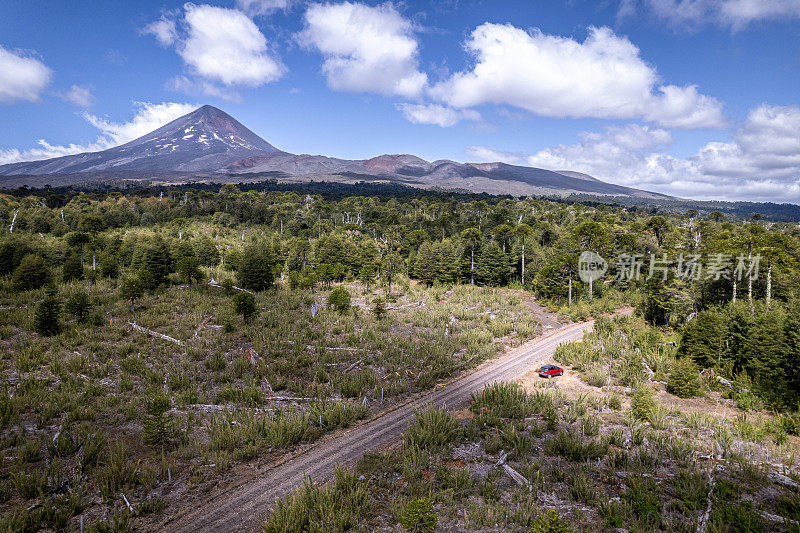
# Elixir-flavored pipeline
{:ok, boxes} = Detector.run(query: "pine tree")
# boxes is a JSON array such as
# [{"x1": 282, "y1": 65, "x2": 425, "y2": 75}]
[
  {"x1": 34, "y1": 283, "x2": 61, "y2": 336},
  {"x1": 678, "y1": 310, "x2": 726, "y2": 369},
  {"x1": 62, "y1": 253, "x2": 84, "y2": 282},
  {"x1": 120, "y1": 275, "x2": 144, "y2": 312},
  {"x1": 327, "y1": 286, "x2": 351, "y2": 312},
  {"x1": 64, "y1": 290, "x2": 92, "y2": 323},
  {"x1": 176, "y1": 255, "x2": 203, "y2": 285},
  {"x1": 142, "y1": 394, "x2": 174, "y2": 451},
  {"x1": 667, "y1": 358, "x2": 702, "y2": 398},
  {"x1": 12, "y1": 254, "x2": 50, "y2": 291},
  {"x1": 414, "y1": 242, "x2": 437, "y2": 286},
  {"x1": 232, "y1": 292, "x2": 257, "y2": 322},
  {"x1": 475, "y1": 241, "x2": 507, "y2": 286},
  {"x1": 238, "y1": 240, "x2": 279, "y2": 291}
]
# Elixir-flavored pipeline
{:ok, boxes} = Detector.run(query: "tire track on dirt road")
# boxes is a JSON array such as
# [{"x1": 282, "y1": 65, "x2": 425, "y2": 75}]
[{"x1": 157, "y1": 318, "x2": 594, "y2": 532}]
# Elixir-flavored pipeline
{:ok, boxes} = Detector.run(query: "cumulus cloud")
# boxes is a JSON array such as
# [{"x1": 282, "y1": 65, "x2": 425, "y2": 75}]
[
  {"x1": 142, "y1": 15, "x2": 178, "y2": 46},
  {"x1": 235, "y1": 0, "x2": 291, "y2": 17},
  {"x1": 143, "y1": 4, "x2": 285, "y2": 97},
  {"x1": 60, "y1": 85, "x2": 94, "y2": 108},
  {"x1": 625, "y1": 0, "x2": 800, "y2": 30},
  {"x1": 180, "y1": 4, "x2": 285, "y2": 87},
  {"x1": 0, "y1": 101, "x2": 196, "y2": 164},
  {"x1": 298, "y1": 2, "x2": 427, "y2": 98},
  {"x1": 397, "y1": 103, "x2": 480, "y2": 127},
  {"x1": 521, "y1": 105, "x2": 800, "y2": 202},
  {"x1": 429, "y1": 24, "x2": 725, "y2": 129},
  {"x1": 0, "y1": 47, "x2": 52, "y2": 104}
]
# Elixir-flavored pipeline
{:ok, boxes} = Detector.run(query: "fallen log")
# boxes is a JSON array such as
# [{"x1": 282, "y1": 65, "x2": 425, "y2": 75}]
[
  {"x1": 503, "y1": 464, "x2": 531, "y2": 490},
  {"x1": 127, "y1": 322, "x2": 184, "y2": 346}
]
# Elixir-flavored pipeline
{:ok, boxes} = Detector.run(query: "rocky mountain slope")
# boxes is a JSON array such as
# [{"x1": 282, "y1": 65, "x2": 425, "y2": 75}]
[{"x1": 0, "y1": 105, "x2": 666, "y2": 198}]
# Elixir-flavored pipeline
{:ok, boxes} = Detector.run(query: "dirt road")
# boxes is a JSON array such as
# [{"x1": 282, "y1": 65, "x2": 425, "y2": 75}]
[{"x1": 156, "y1": 318, "x2": 593, "y2": 532}]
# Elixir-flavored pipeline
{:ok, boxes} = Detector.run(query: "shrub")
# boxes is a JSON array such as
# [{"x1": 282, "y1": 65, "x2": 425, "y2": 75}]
[
  {"x1": 667, "y1": 357, "x2": 701, "y2": 398},
  {"x1": 372, "y1": 298, "x2": 387, "y2": 319},
  {"x1": 34, "y1": 284, "x2": 61, "y2": 336},
  {"x1": 399, "y1": 496, "x2": 436, "y2": 532},
  {"x1": 232, "y1": 292, "x2": 257, "y2": 322},
  {"x1": 624, "y1": 476, "x2": 661, "y2": 528},
  {"x1": 779, "y1": 413, "x2": 800, "y2": 435},
  {"x1": 544, "y1": 430, "x2": 608, "y2": 461},
  {"x1": 530, "y1": 510, "x2": 576, "y2": 533},
  {"x1": 631, "y1": 384, "x2": 657, "y2": 421},
  {"x1": 307, "y1": 399, "x2": 368, "y2": 431},
  {"x1": 470, "y1": 382, "x2": 531, "y2": 423},
  {"x1": 404, "y1": 405, "x2": 461, "y2": 450},
  {"x1": 264, "y1": 467, "x2": 368, "y2": 533},
  {"x1": 327, "y1": 286, "x2": 351, "y2": 312}
]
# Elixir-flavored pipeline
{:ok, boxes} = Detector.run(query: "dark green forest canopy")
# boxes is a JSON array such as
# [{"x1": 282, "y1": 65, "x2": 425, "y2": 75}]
[{"x1": 5, "y1": 179, "x2": 800, "y2": 221}]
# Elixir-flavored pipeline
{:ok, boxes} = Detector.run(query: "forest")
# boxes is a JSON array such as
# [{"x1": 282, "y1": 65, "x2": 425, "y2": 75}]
[{"x1": 1, "y1": 182, "x2": 800, "y2": 530}]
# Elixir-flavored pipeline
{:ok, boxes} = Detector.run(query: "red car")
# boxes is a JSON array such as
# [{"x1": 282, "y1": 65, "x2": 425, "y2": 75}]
[{"x1": 538, "y1": 365, "x2": 564, "y2": 378}]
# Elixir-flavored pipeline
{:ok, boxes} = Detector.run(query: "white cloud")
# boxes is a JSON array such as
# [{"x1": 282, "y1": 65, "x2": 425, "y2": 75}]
[
  {"x1": 429, "y1": 24, "x2": 726, "y2": 129},
  {"x1": 235, "y1": 0, "x2": 290, "y2": 17},
  {"x1": 0, "y1": 47, "x2": 52, "y2": 104},
  {"x1": 0, "y1": 101, "x2": 196, "y2": 164},
  {"x1": 522, "y1": 105, "x2": 800, "y2": 202},
  {"x1": 60, "y1": 85, "x2": 94, "y2": 108},
  {"x1": 142, "y1": 15, "x2": 178, "y2": 46},
  {"x1": 630, "y1": 0, "x2": 800, "y2": 30},
  {"x1": 464, "y1": 146, "x2": 522, "y2": 164},
  {"x1": 144, "y1": 4, "x2": 285, "y2": 96},
  {"x1": 83, "y1": 101, "x2": 197, "y2": 146},
  {"x1": 298, "y1": 2, "x2": 427, "y2": 98},
  {"x1": 180, "y1": 4, "x2": 285, "y2": 87},
  {"x1": 397, "y1": 103, "x2": 480, "y2": 127}
]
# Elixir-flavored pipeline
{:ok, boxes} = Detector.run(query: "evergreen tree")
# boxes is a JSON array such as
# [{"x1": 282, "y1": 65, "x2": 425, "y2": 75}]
[
  {"x1": 120, "y1": 275, "x2": 144, "y2": 312},
  {"x1": 12, "y1": 254, "x2": 50, "y2": 291},
  {"x1": 62, "y1": 253, "x2": 84, "y2": 282},
  {"x1": 238, "y1": 239, "x2": 279, "y2": 291},
  {"x1": 176, "y1": 255, "x2": 203, "y2": 285},
  {"x1": 142, "y1": 394, "x2": 174, "y2": 451},
  {"x1": 667, "y1": 358, "x2": 702, "y2": 398},
  {"x1": 194, "y1": 235, "x2": 220, "y2": 267},
  {"x1": 460, "y1": 227, "x2": 481, "y2": 286},
  {"x1": 327, "y1": 286, "x2": 351, "y2": 312},
  {"x1": 98, "y1": 252, "x2": 119, "y2": 279},
  {"x1": 639, "y1": 276, "x2": 672, "y2": 326},
  {"x1": 744, "y1": 308, "x2": 788, "y2": 408},
  {"x1": 678, "y1": 310, "x2": 726, "y2": 369},
  {"x1": 64, "y1": 290, "x2": 92, "y2": 323},
  {"x1": 34, "y1": 283, "x2": 60, "y2": 336},
  {"x1": 414, "y1": 241, "x2": 438, "y2": 286},
  {"x1": 232, "y1": 292, "x2": 257, "y2": 322},
  {"x1": 475, "y1": 240, "x2": 507, "y2": 286}
]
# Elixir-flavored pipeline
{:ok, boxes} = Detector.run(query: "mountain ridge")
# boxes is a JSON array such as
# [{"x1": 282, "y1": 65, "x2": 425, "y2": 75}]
[{"x1": 0, "y1": 105, "x2": 668, "y2": 199}]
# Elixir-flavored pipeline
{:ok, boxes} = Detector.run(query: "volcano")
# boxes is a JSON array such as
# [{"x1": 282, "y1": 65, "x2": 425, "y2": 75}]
[{"x1": 0, "y1": 105, "x2": 667, "y2": 199}]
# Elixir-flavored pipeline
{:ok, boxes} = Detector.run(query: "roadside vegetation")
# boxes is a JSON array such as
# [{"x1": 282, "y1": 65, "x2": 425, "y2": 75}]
[{"x1": 267, "y1": 317, "x2": 800, "y2": 532}]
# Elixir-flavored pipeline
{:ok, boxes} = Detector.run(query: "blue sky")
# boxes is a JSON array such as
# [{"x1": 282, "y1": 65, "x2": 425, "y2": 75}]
[{"x1": 1, "y1": 0, "x2": 799, "y2": 202}]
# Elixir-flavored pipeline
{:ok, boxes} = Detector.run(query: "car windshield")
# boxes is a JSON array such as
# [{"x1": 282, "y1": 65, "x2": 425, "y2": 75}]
[{"x1": 540, "y1": 365, "x2": 555, "y2": 370}]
